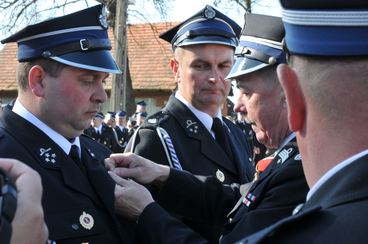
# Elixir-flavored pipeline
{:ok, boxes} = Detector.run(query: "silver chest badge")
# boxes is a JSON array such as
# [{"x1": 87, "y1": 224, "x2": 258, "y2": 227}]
[
  {"x1": 79, "y1": 211, "x2": 94, "y2": 230},
  {"x1": 216, "y1": 169, "x2": 225, "y2": 182}
]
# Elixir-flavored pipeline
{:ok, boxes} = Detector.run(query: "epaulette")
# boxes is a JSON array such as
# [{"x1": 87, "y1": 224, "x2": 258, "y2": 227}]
[{"x1": 140, "y1": 110, "x2": 171, "y2": 130}]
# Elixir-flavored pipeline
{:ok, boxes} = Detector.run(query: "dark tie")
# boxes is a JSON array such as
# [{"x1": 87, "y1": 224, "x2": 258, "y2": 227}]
[
  {"x1": 69, "y1": 145, "x2": 86, "y2": 173},
  {"x1": 212, "y1": 118, "x2": 233, "y2": 160}
]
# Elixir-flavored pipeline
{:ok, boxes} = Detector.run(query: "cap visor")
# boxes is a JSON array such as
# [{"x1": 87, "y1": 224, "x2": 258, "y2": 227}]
[
  {"x1": 226, "y1": 56, "x2": 269, "y2": 80},
  {"x1": 51, "y1": 50, "x2": 121, "y2": 74}
]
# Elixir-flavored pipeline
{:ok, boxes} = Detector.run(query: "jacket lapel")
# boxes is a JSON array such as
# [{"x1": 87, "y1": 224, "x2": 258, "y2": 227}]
[
  {"x1": 224, "y1": 119, "x2": 253, "y2": 183},
  {"x1": 0, "y1": 109, "x2": 102, "y2": 204},
  {"x1": 166, "y1": 96, "x2": 237, "y2": 174},
  {"x1": 80, "y1": 143, "x2": 116, "y2": 216}
]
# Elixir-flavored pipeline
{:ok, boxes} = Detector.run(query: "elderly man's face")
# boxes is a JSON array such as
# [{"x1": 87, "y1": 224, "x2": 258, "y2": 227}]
[
  {"x1": 233, "y1": 66, "x2": 289, "y2": 149},
  {"x1": 172, "y1": 44, "x2": 234, "y2": 116}
]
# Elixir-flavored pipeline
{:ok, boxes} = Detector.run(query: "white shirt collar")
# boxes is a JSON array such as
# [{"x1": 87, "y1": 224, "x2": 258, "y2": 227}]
[
  {"x1": 12, "y1": 99, "x2": 81, "y2": 155},
  {"x1": 307, "y1": 149, "x2": 368, "y2": 201},
  {"x1": 175, "y1": 92, "x2": 222, "y2": 137}
]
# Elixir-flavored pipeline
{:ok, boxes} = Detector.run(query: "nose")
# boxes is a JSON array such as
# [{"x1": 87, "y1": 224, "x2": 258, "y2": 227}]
[
  {"x1": 234, "y1": 94, "x2": 247, "y2": 113},
  {"x1": 208, "y1": 68, "x2": 221, "y2": 83},
  {"x1": 92, "y1": 81, "x2": 108, "y2": 104}
]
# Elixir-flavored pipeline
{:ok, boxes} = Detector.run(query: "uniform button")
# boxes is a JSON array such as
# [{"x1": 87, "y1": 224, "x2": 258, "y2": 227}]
[{"x1": 71, "y1": 223, "x2": 79, "y2": 230}]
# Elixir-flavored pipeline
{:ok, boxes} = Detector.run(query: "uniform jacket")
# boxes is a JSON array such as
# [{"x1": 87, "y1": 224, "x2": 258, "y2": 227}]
[
  {"x1": 114, "y1": 126, "x2": 129, "y2": 152},
  {"x1": 135, "y1": 137, "x2": 309, "y2": 244},
  {"x1": 240, "y1": 154, "x2": 368, "y2": 244},
  {"x1": 126, "y1": 95, "x2": 254, "y2": 185},
  {"x1": 84, "y1": 124, "x2": 122, "y2": 153},
  {"x1": 0, "y1": 108, "x2": 136, "y2": 244},
  {"x1": 125, "y1": 95, "x2": 254, "y2": 242}
]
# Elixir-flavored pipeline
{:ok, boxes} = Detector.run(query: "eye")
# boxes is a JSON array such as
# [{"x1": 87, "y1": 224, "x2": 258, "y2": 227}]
[{"x1": 193, "y1": 62, "x2": 209, "y2": 70}]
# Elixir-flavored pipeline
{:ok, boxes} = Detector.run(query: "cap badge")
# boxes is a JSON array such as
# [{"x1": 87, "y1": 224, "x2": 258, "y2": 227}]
[
  {"x1": 203, "y1": 6, "x2": 216, "y2": 19},
  {"x1": 79, "y1": 211, "x2": 94, "y2": 230},
  {"x1": 39, "y1": 147, "x2": 57, "y2": 164},
  {"x1": 99, "y1": 6, "x2": 108, "y2": 29},
  {"x1": 186, "y1": 120, "x2": 198, "y2": 134},
  {"x1": 216, "y1": 169, "x2": 225, "y2": 182}
]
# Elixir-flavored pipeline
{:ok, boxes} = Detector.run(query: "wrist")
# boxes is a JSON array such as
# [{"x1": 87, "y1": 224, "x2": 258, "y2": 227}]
[{"x1": 153, "y1": 165, "x2": 170, "y2": 187}]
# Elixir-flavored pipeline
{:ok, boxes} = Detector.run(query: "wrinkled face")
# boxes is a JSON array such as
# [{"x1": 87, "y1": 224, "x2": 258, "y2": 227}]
[
  {"x1": 173, "y1": 44, "x2": 234, "y2": 115},
  {"x1": 233, "y1": 66, "x2": 288, "y2": 148},
  {"x1": 41, "y1": 66, "x2": 108, "y2": 138}
]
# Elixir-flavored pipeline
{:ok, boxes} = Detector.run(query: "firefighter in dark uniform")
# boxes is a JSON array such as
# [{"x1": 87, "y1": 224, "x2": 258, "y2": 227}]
[
  {"x1": 0, "y1": 5, "x2": 136, "y2": 243},
  {"x1": 108, "y1": 13, "x2": 309, "y2": 244},
  {"x1": 125, "y1": 5, "x2": 254, "y2": 242},
  {"x1": 114, "y1": 111, "x2": 129, "y2": 151},
  {"x1": 84, "y1": 112, "x2": 122, "y2": 153}
]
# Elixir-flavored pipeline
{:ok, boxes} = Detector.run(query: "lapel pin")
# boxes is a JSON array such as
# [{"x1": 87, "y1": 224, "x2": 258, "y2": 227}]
[
  {"x1": 79, "y1": 211, "x2": 94, "y2": 230},
  {"x1": 216, "y1": 169, "x2": 225, "y2": 182}
]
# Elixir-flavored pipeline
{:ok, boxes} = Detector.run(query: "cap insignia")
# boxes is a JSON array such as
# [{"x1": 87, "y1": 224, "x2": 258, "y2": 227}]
[
  {"x1": 203, "y1": 6, "x2": 216, "y2": 19},
  {"x1": 99, "y1": 6, "x2": 108, "y2": 29}
]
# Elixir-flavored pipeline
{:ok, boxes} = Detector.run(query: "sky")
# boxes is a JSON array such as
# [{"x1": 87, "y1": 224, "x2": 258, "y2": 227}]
[{"x1": 0, "y1": 0, "x2": 281, "y2": 48}]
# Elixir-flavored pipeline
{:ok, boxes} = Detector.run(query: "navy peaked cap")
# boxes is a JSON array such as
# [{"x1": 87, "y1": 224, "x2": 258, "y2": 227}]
[
  {"x1": 159, "y1": 5, "x2": 241, "y2": 50},
  {"x1": 94, "y1": 112, "x2": 104, "y2": 119},
  {"x1": 227, "y1": 13, "x2": 286, "y2": 79},
  {"x1": 137, "y1": 112, "x2": 148, "y2": 117},
  {"x1": 280, "y1": 0, "x2": 368, "y2": 56},
  {"x1": 1, "y1": 4, "x2": 120, "y2": 74},
  {"x1": 116, "y1": 111, "x2": 127, "y2": 117},
  {"x1": 136, "y1": 100, "x2": 147, "y2": 106}
]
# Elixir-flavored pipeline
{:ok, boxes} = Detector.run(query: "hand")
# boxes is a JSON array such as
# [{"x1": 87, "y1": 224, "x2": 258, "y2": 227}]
[
  {"x1": 0, "y1": 158, "x2": 48, "y2": 244},
  {"x1": 109, "y1": 171, "x2": 154, "y2": 221},
  {"x1": 105, "y1": 152, "x2": 170, "y2": 185}
]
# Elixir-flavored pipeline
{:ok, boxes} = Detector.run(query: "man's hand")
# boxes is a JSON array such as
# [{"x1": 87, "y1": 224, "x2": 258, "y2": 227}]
[
  {"x1": 105, "y1": 152, "x2": 170, "y2": 185},
  {"x1": 0, "y1": 158, "x2": 48, "y2": 244},
  {"x1": 109, "y1": 172, "x2": 154, "y2": 221}
]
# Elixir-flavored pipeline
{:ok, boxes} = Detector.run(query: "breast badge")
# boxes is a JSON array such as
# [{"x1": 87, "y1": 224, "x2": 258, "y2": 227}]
[{"x1": 79, "y1": 211, "x2": 94, "y2": 230}]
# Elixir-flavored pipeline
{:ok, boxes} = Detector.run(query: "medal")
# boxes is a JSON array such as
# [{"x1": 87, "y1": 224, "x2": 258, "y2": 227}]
[
  {"x1": 216, "y1": 169, "x2": 225, "y2": 182},
  {"x1": 79, "y1": 211, "x2": 94, "y2": 230}
]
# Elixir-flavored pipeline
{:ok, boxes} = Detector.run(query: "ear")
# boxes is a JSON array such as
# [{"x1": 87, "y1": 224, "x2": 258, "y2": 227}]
[
  {"x1": 170, "y1": 58, "x2": 180, "y2": 82},
  {"x1": 277, "y1": 64, "x2": 306, "y2": 132},
  {"x1": 28, "y1": 65, "x2": 46, "y2": 97}
]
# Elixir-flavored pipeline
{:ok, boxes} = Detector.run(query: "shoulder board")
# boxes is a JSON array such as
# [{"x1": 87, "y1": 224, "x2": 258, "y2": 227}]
[{"x1": 140, "y1": 111, "x2": 170, "y2": 129}]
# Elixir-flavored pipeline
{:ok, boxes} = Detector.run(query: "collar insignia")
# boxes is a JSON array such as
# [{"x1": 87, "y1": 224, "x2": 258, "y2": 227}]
[
  {"x1": 276, "y1": 148, "x2": 293, "y2": 164},
  {"x1": 186, "y1": 120, "x2": 199, "y2": 134},
  {"x1": 39, "y1": 147, "x2": 57, "y2": 164}
]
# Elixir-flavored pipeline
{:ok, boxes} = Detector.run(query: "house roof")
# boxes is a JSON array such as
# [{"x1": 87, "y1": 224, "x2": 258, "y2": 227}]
[{"x1": 0, "y1": 22, "x2": 177, "y2": 92}]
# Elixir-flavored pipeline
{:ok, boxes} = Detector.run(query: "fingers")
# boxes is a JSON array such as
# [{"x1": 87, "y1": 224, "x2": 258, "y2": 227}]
[
  {"x1": 0, "y1": 158, "x2": 33, "y2": 180},
  {"x1": 104, "y1": 158, "x2": 116, "y2": 171},
  {"x1": 108, "y1": 171, "x2": 131, "y2": 186},
  {"x1": 0, "y1": 158, "x2": 42, "y2": 199}
]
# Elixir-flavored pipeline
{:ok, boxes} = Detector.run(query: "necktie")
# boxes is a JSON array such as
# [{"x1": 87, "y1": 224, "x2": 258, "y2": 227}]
[
  {"x1": 212, "y1": 118, "x2": 233, "y2": 160},
  {"x1": 69, "y1": 145, "x2": 86, "y2": 173}
]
